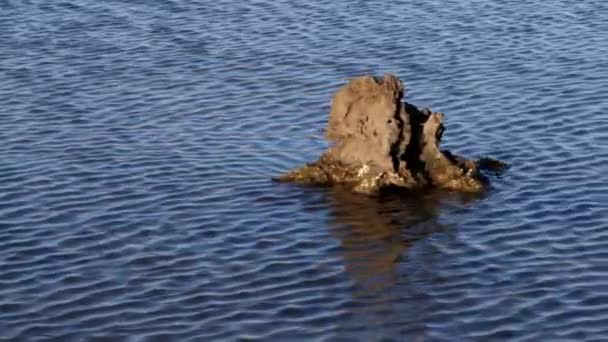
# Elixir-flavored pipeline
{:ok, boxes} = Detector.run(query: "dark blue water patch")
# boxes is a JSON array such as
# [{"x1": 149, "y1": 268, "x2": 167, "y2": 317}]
[{"x1": 1, "y1": 0, "x2": 608, "y2": 340}]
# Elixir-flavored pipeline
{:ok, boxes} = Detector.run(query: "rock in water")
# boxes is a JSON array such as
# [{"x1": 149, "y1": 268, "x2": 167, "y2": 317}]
[
  {"x1": 277, "y1": 74, "x2": 504, "y2": 194},
  {"x1": 419, "y1": 112, "x2": 485, "y2": 192},
  {"x1": 325, "y1": 75, "x2": 408, "y2": 172}
]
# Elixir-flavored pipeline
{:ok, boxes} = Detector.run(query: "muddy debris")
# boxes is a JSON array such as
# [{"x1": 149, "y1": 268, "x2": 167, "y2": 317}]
[{"x1": 277, "y1": 74, "x2": 506, "y2": 194}]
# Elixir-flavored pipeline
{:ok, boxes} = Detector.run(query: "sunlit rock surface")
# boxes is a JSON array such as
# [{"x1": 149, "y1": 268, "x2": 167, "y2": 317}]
[{"x1": 278, "y1": 74, "x2": 505, "y2": 193}]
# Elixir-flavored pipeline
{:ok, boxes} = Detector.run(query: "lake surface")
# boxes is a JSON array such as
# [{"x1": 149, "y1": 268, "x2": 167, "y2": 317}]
[{"x1": 1, "y1": 0, "x2": 608, "y2": 340}]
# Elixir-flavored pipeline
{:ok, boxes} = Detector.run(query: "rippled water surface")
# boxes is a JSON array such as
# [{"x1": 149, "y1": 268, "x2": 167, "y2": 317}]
[{"x1": 2, "y1": 0, "x2": 608, "y2": 340}]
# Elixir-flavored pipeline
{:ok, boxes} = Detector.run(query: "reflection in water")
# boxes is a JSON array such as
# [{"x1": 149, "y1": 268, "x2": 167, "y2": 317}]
[{"x1": 322, "y1": 187, "x2": 482, "y2": 338}]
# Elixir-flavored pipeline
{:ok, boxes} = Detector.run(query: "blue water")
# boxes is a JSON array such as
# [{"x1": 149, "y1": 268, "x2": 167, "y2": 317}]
[{"x1": 1, "y1": 0, "x2": 608, "y2": 340}]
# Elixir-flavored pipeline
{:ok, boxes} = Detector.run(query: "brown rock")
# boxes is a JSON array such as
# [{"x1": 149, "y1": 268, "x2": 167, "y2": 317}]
[
  {"x1": 419, "y1": 112, "x2": 485, "y2": 192},
  {"x1": 324, "y1": 75, "x2": 409, "y2": 173},
  {"x1": 276, "y1": 74, "x2": 504, "y2": 194}
]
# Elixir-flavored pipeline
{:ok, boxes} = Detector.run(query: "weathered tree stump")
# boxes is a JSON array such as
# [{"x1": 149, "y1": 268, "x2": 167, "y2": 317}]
[{"x1": 277, "y1": 74, "x2": 505, "y2": 194}]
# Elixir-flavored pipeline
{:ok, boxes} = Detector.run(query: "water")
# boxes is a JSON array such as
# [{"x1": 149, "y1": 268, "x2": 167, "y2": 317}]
[{"x1": 1, "y1": 0, "x2": 607, "y2": 340}]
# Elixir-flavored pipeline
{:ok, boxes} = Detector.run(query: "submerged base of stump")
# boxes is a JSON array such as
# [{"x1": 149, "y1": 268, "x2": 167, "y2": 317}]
[{"x1": 277, "y1": 74, "x2": 506, "y2": 194}]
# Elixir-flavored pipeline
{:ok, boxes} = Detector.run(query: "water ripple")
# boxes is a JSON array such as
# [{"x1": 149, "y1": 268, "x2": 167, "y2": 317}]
[{"x1": 1, "y1": 0, "x2": 608, "y2": 340}]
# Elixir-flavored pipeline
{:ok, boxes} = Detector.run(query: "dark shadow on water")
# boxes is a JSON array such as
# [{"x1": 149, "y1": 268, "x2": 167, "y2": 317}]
[
  {"x1": 316, "y1": 187, "x2": 485, "y2": 337},
  {"x1": 291, "y1": 184, "x2": 487, "y2": 337},
  {"x1": 322, "y1": 187, "x2": 483, "y2": 293}
]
